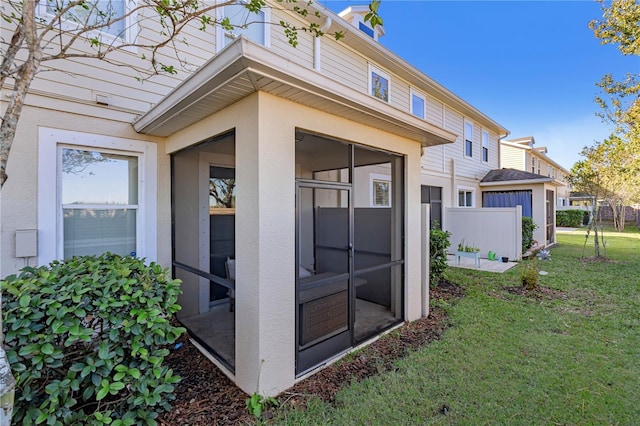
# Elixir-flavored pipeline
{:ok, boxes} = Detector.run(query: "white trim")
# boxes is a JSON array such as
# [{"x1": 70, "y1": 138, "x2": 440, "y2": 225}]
[
  {"x1": 368, "y1": 64, "x2": 391, "y2": 103},
  {"x1": 215, "y1": 1, "x2": 271, "y2": 53},
  {"x1": 370, "y1": 173, "x2": 392, "y2": 208},
  {"x1": 456, "y1": 185, "x2": 475, "y2": 208},
  {"x1": 38, "y1": 128, "x2": 157, "y2": 265},
  {"x1": 36, "y1": 1, "x2": 138, "y2": 48},
  {"x1": 410, "y1": 88, "x2": 426, "y2": 120}
]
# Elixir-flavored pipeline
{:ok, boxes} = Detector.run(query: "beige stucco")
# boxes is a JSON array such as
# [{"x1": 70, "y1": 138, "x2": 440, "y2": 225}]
[{"x1": 163, "y1": 90, "x2": 423, "y2": 395}]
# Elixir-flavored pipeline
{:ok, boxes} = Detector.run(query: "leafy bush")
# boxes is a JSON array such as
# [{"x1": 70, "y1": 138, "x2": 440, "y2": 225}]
[
  {"x1": 430, "y1": 223, "x2": 451, "y2": 287},
  {"x1": 1, "y1": 253, "x2": 185, "y2": 425},
  {"x1": 522, "y1": 217, "x2": 539, "y2": 252},
  {"x1": 556, "y1": 210, "x2": 584, "y2": 227}
]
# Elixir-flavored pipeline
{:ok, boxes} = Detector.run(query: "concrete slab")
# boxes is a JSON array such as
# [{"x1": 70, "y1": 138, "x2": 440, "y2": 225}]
[{"x1": 447, "y1": 254, "x2": 517, "y2": 273}]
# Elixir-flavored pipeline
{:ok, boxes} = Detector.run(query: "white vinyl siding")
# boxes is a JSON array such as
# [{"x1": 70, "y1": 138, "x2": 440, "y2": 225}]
[
  {"x1": 425, "y1": 95, "x2": 444, "y2": 127},
  {"x1": 321, "y1": 40, "x2": 368, "y2": 92},
  {"x1": 499, "y1": 145, "x2": 526, "y2": 170}
]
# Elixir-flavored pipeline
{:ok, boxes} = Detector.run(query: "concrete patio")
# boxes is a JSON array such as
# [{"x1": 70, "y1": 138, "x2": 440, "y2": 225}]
[{"x1": 447, "y1": 254, "x2": 518, "y2": 273}]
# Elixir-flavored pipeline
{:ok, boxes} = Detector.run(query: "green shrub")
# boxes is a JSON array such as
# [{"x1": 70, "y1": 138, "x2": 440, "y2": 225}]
[
  {"x1": 1, "y1": 253, "x2": 185, "y2": 425},
  {"x1": 430, "y1": 223, "x2": 451, "y2": 287},
  {"x1": 520, "y1": 258, "x2": 539, "y2": 290},
  {"x1": 556, "y1": 210, "x2": 583, "y2": 227},
  {"x1": 522, "y1": 217, "x2": 538, "y2": 252}
]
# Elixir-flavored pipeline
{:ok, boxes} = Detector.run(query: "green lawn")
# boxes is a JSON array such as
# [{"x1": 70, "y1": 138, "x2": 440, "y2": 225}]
[{"x1": 276, "y1": 227, "x2": 640, "y2": 425}]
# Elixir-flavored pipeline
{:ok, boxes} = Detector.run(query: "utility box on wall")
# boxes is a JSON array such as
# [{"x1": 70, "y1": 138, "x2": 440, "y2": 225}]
[{"x1": 15, "y1": 229, "x2": 38, "y2": 258}]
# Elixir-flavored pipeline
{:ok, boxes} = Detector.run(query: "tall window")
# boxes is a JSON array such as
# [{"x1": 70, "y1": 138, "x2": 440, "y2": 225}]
[
  {"x1": 61, "y1": 148, "x2": 139, "y2": 258},
  {"x1": 40, "y1": 0, "x2": 132, "y2": 42},
  {"x1": 217, "y1": 2, "x2": 269, "y2": 51},
  {"x1": 411, "y1": 89, "x2": 426, "y2": 119},
  {"x1": 369, "y1": 65, "x2": 390, "y2": 102},
  {"x1": 531, "y1": 156, "x2": 535, "y2": 173},
  {"x1": 458, "y1": 188, "x2": 474, "y2": 207},
  {"x1": 482, "y1": 130, "x2": 489, "y2": 162},
  {"x1": 464, "y1": 121, "x2": 473, "y2": 157},
  {"x1": 537, "y1": 159, "x2": 541, "y2": 175}
]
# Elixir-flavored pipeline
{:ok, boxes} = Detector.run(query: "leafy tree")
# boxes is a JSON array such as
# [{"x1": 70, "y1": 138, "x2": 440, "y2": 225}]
[
  {"x1": 590, "y1": 0, "x2": 640, "y2": 139},
  {"x1": 0, "y1": 0, "x2": 382, "y2": 188}
]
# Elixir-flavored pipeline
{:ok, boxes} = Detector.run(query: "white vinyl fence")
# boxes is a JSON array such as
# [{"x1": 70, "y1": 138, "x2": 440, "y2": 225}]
[{"x1": 446, "y1": 206, "x2": 522, "y2": 261}]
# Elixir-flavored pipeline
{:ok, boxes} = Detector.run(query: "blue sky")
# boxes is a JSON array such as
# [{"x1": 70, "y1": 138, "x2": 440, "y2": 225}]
[{"x1": 324, "y1": 0, "x2": 640, "y2": 170}]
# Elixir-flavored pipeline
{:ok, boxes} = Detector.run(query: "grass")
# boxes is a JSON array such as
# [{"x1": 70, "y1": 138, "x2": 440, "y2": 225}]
[{"x1": 275, "y1": 227, "x2": 640, "y2": 425}]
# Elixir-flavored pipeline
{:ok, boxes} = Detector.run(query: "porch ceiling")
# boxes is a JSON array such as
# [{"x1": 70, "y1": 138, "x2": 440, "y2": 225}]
[{"x1": 133, "y1": 38, "x2": 457, "y2": 147}]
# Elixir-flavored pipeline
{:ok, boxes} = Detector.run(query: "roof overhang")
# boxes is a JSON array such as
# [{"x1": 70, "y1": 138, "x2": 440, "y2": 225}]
[
  {"x1": 134, "y1": 38, "x2": 457, "y2": 147},
  {"x1": 479, "y1": 178, "x2": 560, "y2": 187}
]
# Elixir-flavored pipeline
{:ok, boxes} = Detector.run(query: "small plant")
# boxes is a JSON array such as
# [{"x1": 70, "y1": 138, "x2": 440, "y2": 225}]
[
  {"x1": 522, "y1": 217, "x2": 539, "y2": 252},
  {"x1": 520, "y1": 249, "x2": 552, "y2": 290},
  {"x1": 246, "y1": 359, "x2": 279, "y2": 418},
  {"x1": 430, "y1": 223, "x2": 451, "y2": 287},
  {"x1": 520, "y1": 258, "x2": 539, "y2": 290},
  {"x1": 2, "y1": 253, "x2": 185, "y2": 425},
  {"x1": 457, "y1": 240, "x2": 480, "y2": 253},
  {"x1": 246, "y1": 392, "x2": 279, "y2": 418}
]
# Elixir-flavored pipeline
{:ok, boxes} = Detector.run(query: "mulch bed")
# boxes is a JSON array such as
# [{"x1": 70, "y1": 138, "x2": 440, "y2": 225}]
[
  {"x1": 158, "y1": 282, "x2": 464, "y2": 425},
  {"x1": 501, "y1": 285, "x2": 566, "y2": 301}
]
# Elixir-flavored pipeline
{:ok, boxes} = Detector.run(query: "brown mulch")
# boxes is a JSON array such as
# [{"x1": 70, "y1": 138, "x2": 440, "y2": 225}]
[
  {"x1": 158, "y1": 282, "x2": 464, "y2": 425},
  {"x1": 501, "y1": 285, "x2": 566, "y2": 301}
]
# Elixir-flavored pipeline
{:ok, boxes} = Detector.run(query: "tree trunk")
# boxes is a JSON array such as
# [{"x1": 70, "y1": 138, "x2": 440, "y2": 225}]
[{"x1": 0, "y1": 1, "x2": 41, "y2": 189}]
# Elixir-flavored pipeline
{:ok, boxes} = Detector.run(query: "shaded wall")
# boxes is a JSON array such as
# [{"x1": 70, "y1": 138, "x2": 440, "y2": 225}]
[{"x1": 446, "y1": 207, "x2": 522, "y2": 261}]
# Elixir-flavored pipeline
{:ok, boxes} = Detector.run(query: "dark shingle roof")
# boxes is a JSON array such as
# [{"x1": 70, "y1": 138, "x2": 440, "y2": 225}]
[{"x1": 481, "y1": 168, "x2": 552, "y2": 183}]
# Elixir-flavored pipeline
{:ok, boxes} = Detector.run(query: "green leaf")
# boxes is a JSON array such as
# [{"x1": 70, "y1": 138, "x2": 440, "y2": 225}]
[
  {"x1": 19, "y1": 294, "x2": 31, "y2": 308},
  {"x1": 40, "y1": 343, "x2": 54, "y2": 355}
]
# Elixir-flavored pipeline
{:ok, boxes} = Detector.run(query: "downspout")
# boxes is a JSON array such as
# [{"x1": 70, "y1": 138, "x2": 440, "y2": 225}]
[{"x1": 314, "y1": 17, "x2": 332, "y2": 71}]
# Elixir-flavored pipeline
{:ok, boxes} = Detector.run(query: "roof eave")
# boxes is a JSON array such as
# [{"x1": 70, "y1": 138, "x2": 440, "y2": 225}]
[{"x1": 134, "y1": 38, "x2": 457, "y2": 147}]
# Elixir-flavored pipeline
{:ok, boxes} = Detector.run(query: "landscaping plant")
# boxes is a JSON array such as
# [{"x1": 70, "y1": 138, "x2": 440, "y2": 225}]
[
  {"x1": 1, "y1": 253, "x2": 185, "y2": 425},
  {"x1": 522, "y1": 217, "x2": 538, "y2": 252},
  {"x1": 429, "y1": 223, "x2": 451, "y2": 287}
]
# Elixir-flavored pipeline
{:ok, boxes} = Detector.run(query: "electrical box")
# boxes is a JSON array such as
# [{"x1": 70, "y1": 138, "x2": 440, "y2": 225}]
[{"x1": 15, "y1": 229, "x2": 37, "y2": 258}]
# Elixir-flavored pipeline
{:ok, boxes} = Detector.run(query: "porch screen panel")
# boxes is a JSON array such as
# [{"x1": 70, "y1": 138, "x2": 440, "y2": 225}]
[{"x1": 483, "y1": 190, "x2": 532, "y2": 218}]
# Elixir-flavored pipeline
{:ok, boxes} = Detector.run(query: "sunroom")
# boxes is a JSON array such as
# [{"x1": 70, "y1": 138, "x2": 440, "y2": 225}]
[{"x1": 134, "y1": 38, "x2": 455, "y2": 396}]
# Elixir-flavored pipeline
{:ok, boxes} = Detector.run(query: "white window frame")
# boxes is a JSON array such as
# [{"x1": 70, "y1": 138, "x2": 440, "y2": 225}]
[
  {"x1": 464, "y1": 120, "x2": 473, "y2": 158},
  {"x1": 370, "y1": 173, "x2": 392, "y2": 208},
  {"x1": 537, "y1": 159, "x2": 541, "y2": 175},
  {"x1": 457, "y1": 186, "x2": 475, "y2": 208},
  {"x1": 531, "y1": 156, "x2": 535, "y2": 173},
  {"x1": 481, "y1": 129, "x2": 489, "y2": 163},
  {"x1": 368, "y1": 64, "x2": 391, "y2": 103},
  {"x1": 36, "y1": 1, "x2": 138, "y2": 46},
  {"x1": 410, "y1": 88, "x2": 426, "y2": 119},
  {"x1": 215, "y1": 0, "x2": 271, "y2": 53},
  {"x1": 38, "y1": 128, "x2": 157, "y2": 265}
]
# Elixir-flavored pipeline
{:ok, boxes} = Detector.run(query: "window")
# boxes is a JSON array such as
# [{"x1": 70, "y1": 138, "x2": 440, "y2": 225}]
[
  {"x1": 39, "y1": 0, "x2": 135, "y2": 42},
  {"x1": 531, "y1": 156, "x2": 535, "y2": 173},
  {"x1": 371, "y1": 174, "x2": 391, "y2": 207},
  {"x1": 411, "y1": 89, "x2": 426, "y2": 119},
  {"x1": 216, "y1": 1, "x2": 270, "y2": 52},
  {"x1": 537, "y1": 159, "x2": 541, "y2": 175},
  {"x1": 458, "y1": 188, "x2": 474, "y2": 207},
  {"x1": 421, "y1": 185, "x2": 443, "y2": 229},
  {"x1": 464, "y1": 120, "x2": 473, "y2": 157},
  {"x1": 61, "y1": 148, "x2": 138, "y2": 258},
  {"x1": 38, "y1": 129, "x2": 157, "y2": 265},
  {"x1": 359, "y1": 21, "x2": 375, "y2": 38},
  {"x1": 369, "y1": 65, "x2": 390, "y2": 102},
  {"x1": 482, "y1": 130, "x2": 489, "y2": 162}
]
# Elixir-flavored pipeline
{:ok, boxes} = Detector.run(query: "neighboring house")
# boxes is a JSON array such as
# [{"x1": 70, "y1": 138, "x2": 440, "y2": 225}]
[
  {"x1": 500, "y1": 136, "x2": 571, "y2": 207},
  {"x1": 0, "y1": 2, "x2": 504, "y2": 396}
]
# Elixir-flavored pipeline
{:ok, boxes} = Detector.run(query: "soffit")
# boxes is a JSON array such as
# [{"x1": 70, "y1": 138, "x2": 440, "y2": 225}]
[{"x1": 133, "y1": 39, "x2": 457, "y2": 147}]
